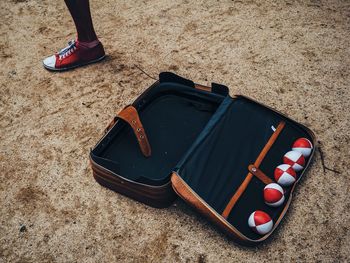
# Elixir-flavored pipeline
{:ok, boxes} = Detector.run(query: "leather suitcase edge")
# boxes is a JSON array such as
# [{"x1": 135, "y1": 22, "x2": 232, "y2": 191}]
[
  {"x1": 170, "y1": 171, "x2": 297, "y2": 245},
  {"x1": 90, "y1": 157, "x2": 177, "y2": 208}
]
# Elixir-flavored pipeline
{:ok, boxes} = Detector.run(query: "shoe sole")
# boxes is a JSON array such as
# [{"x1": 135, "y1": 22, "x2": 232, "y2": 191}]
[{"x1": 43, "y1": 55, "x2": 106, "y2": 72}]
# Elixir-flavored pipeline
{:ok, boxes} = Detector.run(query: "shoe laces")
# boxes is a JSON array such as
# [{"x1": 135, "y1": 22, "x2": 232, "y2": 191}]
[{"x1": 58, "y1": 40, "x2": 77, "y2": 60}]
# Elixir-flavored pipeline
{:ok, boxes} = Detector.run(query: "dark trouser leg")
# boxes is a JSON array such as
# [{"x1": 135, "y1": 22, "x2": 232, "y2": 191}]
[{"x1": 64, "y1": 0, "x2": 98, "y2": 42}]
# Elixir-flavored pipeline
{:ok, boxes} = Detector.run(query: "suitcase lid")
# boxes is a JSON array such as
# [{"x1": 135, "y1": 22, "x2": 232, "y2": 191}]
[{"x1": 170, "y1": 86, "x2": 315, "y2": 244}]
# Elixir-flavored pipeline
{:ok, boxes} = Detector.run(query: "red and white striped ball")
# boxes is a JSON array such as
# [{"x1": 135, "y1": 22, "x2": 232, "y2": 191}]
[
  {"x1": 263, "y1": 183, "x2": 285, "y2": 207},
  {"x1": 292, "y1": 138, "x2": 313, "y2": 158},
  {"x1": 248, "y1": 210, "x2": 273, "y2": 235},
  {"x1": 274, "y1": 164, "x2": 297, "y2": 186},
  {"x1": 283, "y1": 150, "x2": 305, "y2": 172}
]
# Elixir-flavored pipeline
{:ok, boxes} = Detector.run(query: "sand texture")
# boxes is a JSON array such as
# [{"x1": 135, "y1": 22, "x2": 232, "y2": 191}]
[{"x1": 0, "y1": 0, "x2": 349, "y2": 262}]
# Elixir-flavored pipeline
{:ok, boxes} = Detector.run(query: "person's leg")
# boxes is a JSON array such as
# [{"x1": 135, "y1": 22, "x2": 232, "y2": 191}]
[
  {"x1": 64, "y1": 0, "x2": 98, "y2": 42},
  {"x1": 42, "y1": 0, "x2": 105, "y2": 71}
]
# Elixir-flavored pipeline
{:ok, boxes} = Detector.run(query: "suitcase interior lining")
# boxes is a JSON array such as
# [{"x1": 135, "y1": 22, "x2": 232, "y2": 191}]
[
  {"x1": 176, "y1": 97, "x2": 313, "y2": 240},
  {"x1": 91, "y1": 83, "x2": 224, "y2": 186}
]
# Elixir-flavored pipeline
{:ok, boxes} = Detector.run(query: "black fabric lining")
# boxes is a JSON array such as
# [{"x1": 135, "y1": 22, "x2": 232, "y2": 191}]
[
  {"x1": 178, "y1": 97, "x2": 282, "y2": 213},
  {"x1": 91, "y1": 83, "x2": 225, "y2": 185},
  {"x1": 177, "y1": 97, "x2": 313, "y2": 240}
]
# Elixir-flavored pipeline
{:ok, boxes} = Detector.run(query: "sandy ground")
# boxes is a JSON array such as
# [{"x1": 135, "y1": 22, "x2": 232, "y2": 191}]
[{"x1": 1, "y1": 0, "x2": 349, "y2": 262}]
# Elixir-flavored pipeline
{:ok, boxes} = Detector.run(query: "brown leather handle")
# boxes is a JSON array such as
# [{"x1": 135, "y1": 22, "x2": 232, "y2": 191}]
[
  {"x1": 194, "y1": 83, "x2": 212, "y2": 92},
  {"x1": 194, "y1": 83, "x2": 229, "y2": 96},
  {"x1": 105, "y1": 106, "x2": 152, "y2": 158}
]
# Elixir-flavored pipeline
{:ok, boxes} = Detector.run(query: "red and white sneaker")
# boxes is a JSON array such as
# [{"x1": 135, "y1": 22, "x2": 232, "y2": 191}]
[{"x1": 43, "y1": 40, "x2": 105, "y2": 71}]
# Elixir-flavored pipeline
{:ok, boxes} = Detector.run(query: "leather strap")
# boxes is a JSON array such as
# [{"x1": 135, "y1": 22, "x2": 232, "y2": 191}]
[
  {"x1": 194, "y1": 83, "x2": 212, "y2": 92},
  {"x1": 221, "y1": 121, "x2": 285, "y2": 219},
  {"x1": 248, "y1": 165, "x2": 273, "y2": 185},
  {"x1": 105, "y1": 106, "x2": 152, "y2": 158},
  {"x1": 194, "y1": 83, "x2": 229, "y2": 96},
  {"x1": 117, "y1": 106, "x2": 152, "y2": 158}
]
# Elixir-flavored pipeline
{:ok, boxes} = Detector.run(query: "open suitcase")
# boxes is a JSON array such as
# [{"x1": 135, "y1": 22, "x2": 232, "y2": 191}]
[{"x1": 90, "y1": 72, "x2": 315, "y2": 245}]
